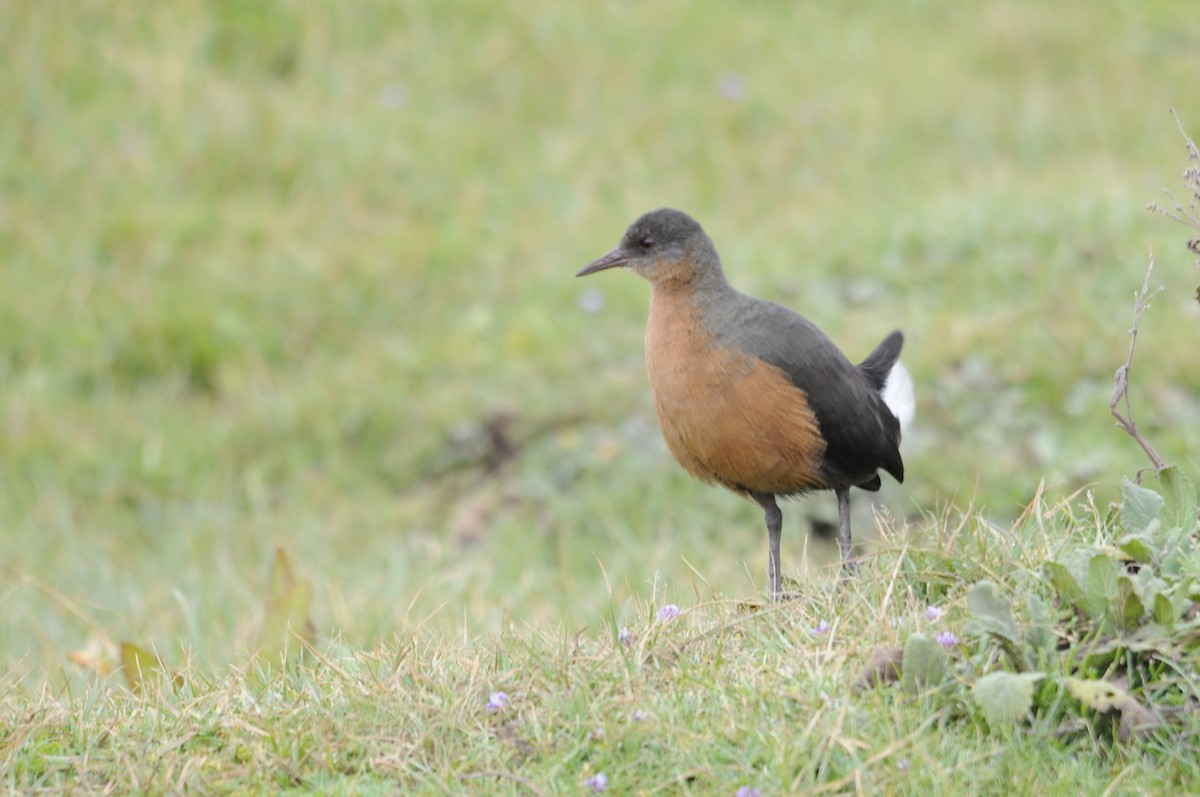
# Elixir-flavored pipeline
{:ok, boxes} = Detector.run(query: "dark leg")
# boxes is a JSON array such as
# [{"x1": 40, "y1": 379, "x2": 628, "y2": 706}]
[
  {"x1": 836, "y1": 488, "x2": 857, "y2": 573},
  {"x1": 751, "y1": 492, "x2": 783, "y2": 599}
]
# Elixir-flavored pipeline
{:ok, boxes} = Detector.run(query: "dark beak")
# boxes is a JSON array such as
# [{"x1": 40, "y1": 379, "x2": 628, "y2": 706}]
[{"x1": 576, "y1": 248, "x2": 628, "y2": 277}]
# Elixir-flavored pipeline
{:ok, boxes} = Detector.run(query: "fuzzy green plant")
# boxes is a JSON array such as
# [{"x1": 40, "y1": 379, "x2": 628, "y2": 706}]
[
  {"x1": 876, "y1": 115, "x2": 1200, "y2": 744},
  {"x1": 867, "y1": 467, "x2": 1199, "y2": 744}
]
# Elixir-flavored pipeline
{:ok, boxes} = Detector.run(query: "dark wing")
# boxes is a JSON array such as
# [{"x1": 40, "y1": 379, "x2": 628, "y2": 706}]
[{"x1": 715, "y1": 295, "x2": 904, "y2": 490}]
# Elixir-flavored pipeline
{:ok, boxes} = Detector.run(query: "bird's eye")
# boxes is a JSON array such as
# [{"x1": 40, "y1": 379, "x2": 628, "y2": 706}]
[{"x1": 640, "y1": 236, "x2": 655, "y2": 250}]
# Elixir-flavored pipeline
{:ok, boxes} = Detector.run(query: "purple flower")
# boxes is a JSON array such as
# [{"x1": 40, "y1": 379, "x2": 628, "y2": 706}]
[
  {"x1": 924, "y1": 606, "x2": 945, "y2": 623},
  {"x1": 579, "y1": 287, "x2": 606, "y2": 314},
  {"x1": 656, "y1": 604, "x2": 681, "y2": 622},
  {"x1": 936, "y1": 630, "x2": 959, "y2": 649},
  {"x1": 717, "y1": 73, "x2": 748, "y2": 100},
  {"x1": 585, "y1": 772, "x2": 609, "y2": 792},
  {"x1": 736, "y1": 787, "x2": 761, "y2": 797},
  {"x1": 632, "y1": 709, "x2": 648, "y2": 721},
  {"x1": 812, "y1": 619, "x2": 830, "y2": 634},
  {"x1": 379, "y1": 84, "x2": 408, "y2": 109},
  {"x1": 486, "y1": 691, "x2": 508, "y2": 712},
  {"x1": 618, "y1": 627, "x2": 634, "y2": 647}
]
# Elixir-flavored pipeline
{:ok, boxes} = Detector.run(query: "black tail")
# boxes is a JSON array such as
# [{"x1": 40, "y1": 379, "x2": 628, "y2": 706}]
[{"x1": 858, "y1": 330, "x2": 904, "y2": 391}]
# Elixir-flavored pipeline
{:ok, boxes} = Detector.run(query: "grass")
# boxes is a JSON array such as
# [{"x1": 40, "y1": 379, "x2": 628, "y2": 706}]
[
  {"x1": 7, "y1": 502, "x2": 1198, "y2": 794},
  {"x1": 3, "y1": 0, "x2": 1200, "y2": 792}
]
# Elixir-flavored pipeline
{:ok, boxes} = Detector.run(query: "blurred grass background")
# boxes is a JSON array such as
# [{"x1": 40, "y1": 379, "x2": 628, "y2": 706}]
[{"x1": 3, "y1": 0, "x2": 1199, "y2": 684}]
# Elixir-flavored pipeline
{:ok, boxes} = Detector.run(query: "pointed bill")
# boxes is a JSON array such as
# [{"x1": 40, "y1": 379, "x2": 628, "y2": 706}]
[{"x1": 576, "y1": 248, "x2": 628, "y2": 277}]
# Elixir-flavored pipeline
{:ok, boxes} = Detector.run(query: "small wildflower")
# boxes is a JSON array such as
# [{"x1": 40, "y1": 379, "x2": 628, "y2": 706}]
[
  {"x1": 924, "y1": 606, "x2": 945, "y2": 623},
  {"x1": 585, "y1": 772, "x2": 609, "y2": 792},
  {"x1": 618, "y1": 627, "x2": 634, "y2": 647},
  {"x1": 579, "y1": 287, "x2": 606, "y2": 313},
  {"x1": 656, "y1": 604, "x2": 681, "y2": 622},
  {"x1": 936, "y1": 630, "x2": 960, "y2": 648},
  {"x1": 716, "y1": 73, "x2": 748, "y2": 100},
  {"x1": 898, "y1": 756, "x2": 911, "y2": 772},
  {"x1": 379, "y1": 84, "x2": 409, "y2": 109},
  {"x1": 735, "y1": 787, "x2": 761, "y2": 797},
  {"x1": 486, "y1": 691, "x2": 508, "y2": 712},
  {"x1": 812, "y1": 619, "x2": 830, "y2": 634},
  {"x1": 632, "y1": 709, "x2": 648, "y2": 721}
]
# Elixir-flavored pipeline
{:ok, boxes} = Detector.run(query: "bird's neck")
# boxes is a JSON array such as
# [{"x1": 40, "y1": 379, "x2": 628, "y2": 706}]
[
  {"x1": 647, "y1": 271, "x2": 735, "y2": 355},
  {"x1": 648, "y1": 261, "x2": 732, "y2": 300}
]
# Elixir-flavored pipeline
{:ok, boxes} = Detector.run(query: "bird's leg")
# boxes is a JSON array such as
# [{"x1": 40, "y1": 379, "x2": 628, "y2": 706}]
[
  {"x1": 836, "y1": 488, "x2": 858, "y2": 573},
  {"x1": 751, "y1": 493, "x2": 784, "y2": 599}
]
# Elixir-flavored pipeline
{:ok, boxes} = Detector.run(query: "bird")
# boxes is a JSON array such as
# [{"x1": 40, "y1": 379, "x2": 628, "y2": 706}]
[{"x1": 577, "y1": 208, "x2": 913, "y2": 599}]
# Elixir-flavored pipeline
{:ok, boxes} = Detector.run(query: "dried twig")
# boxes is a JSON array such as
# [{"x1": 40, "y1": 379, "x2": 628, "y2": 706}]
[
  {"x1": 1109, "y1": 254, "x2": 1166, "y2": 476},
  {"x1": 1147, "y1": 109, "x2": 1200, "y2": 293}
]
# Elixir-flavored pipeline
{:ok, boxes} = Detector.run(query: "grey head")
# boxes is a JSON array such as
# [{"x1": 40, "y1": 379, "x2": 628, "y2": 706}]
[{"x1": 577, "y1": 208, "x2": 727, "y2": 288}]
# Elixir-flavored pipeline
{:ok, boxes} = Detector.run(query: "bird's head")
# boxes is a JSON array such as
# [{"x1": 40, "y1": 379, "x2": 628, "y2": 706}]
[{"x1": 577, "y1": 208, "x2": 723, "y2": 288}]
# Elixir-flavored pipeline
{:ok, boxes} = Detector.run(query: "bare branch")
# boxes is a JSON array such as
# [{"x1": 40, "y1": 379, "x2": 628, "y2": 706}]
[
  {"x1": 1150, "y1": 110, "x2": 1200, "y2": 272},
  {"x1": 1109, "y1": 253, "x2": 1167, "y2": 475}
]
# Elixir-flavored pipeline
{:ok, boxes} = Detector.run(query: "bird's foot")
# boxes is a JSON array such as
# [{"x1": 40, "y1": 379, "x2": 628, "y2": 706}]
[{"x1": 838, "y1": 556, "x2": 861, "y2": 583}]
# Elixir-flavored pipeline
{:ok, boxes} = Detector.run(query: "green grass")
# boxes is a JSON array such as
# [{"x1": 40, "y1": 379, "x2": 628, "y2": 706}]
[
  {"x1": 7, "y1": 502, "x2": 1199, "y2": 794},
  {"x1": 3, "y1": 0, "x2": 1200, "y2": 792}
]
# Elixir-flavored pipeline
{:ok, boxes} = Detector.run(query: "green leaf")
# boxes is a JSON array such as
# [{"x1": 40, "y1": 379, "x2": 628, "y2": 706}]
[
  {"x1": 1116, "y1": 532, "x2": 1155, "y2": 565},
  {"x1": 966, "y1": 581, "x2": 1018, "y2": 643},
  {"x1": 120, "y1": 642, "x2": 181, "y2": 694},
  {"x1": 900, "y1": 633, "x2": 947, "y2": 694},
  {"x1": 1150, "y1": 578, "x2": 1191, "y2": 629},
  {"x1": 1085, "y1": 553, "x2": 1119, "y2": 624},
  {"x1": 1128, "y1": 567, "x2": 1166, "y2": 626},
  {"x1": 1043, "y1": 560, "x2": 1086, "y2": 614},
  {"x1": 971, "y1": 671, "x2": 1044, "y2": 730},
  {"x1": 1115, "y1": 574, "x2": 1145, "y2": 630},
  {"x1": 255, "y1": 547, "x2": 317, "y2": 672},
  {"x1": 1158, "y1": 466, "x2": 1198, "y2": 533},
  {"x1": 1075, "y1": 622, "x2": 1176, "y2": 672},
  {"x1": 1121, "y1": 478, "x2": 1164, "y2": 535},
  {"x1": 965, "y1": 581, "x2": 1030, "y2": 669},
  {"x1": 1060, "y1": 547, "x2": 1099, "y2": 606},
  {"x1": 1153, "y1": 592, "x2": 1176, "y2": 628},
  {"x1": 1123, "y1": 622, "x2": 1177, "y2": 654},
  {"x1": 1025, "y1": 593, "x2": 1056, "y2": 661},
  {"x1": 1157, "y1": 525, "x2": 1194, "y2": 578}
]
